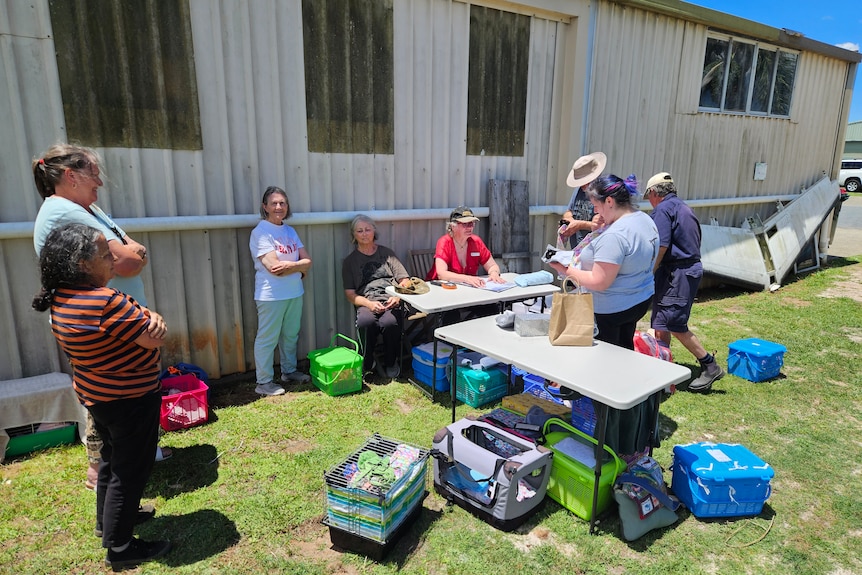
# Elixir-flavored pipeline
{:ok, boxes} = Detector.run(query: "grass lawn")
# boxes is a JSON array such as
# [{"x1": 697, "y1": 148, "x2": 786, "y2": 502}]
[{"x1": 2, "y1": 256, "x2": 861, "y2": 575}]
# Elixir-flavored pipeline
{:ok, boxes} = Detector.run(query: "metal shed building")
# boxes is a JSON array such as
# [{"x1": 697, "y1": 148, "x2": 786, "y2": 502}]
[{"x1": 0, "y1": 0, "x2": 857, "y2": 381}]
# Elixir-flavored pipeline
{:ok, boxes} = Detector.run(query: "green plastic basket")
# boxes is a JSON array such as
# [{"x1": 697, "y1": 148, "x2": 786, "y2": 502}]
[
  {"x1": 308, "y1": 334, "x2": 363, "y2": 396},
  {"x1": 5, "y1": 423, "x2": 77, "y2": 458}
]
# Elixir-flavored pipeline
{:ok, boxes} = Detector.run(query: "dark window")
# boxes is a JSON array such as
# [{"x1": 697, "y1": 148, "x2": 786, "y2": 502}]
[
  {"x1": 49, "y1": 0, "x2": 201, "y2": 149},
  {"x1": 302, "y1": 0, "x2": 394, "y2": 154},
  {"x1": 466, "y1": 6, "x2": 530, "y2": 156},
  {"x1": 699, "y1": 33, "x2": 797, "y2": 118}
]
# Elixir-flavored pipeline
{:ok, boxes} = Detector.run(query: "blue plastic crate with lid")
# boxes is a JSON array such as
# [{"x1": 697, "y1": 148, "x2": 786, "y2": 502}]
[
  {"x1": 727, "y1": 338, "x2": 786, "y2": 382},
  {"x1": 411, "y1": 342, "x2": 454, "y2": 392},
  {"x1": 671, "y1": 442, "x2": 774, "y2": 518}
]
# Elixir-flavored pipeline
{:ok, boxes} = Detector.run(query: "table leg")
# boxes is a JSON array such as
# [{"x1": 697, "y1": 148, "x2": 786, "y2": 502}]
[
  {"x1": 647, "y1": 390, "x2": 661, "y2": 453},
  {"x1": 449, "y1": 345, "x2": 458, "y2": 423},
  {"x1": 432, "y1": 338, "x2": 438, "y2": 404},
  {"x1": 590, "y1": 401, "x2": 609, "y2": 535}
]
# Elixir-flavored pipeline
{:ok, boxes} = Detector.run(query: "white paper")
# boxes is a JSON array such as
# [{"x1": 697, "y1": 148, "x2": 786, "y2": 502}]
[{"x1": 541, "y1": 244, "x2": 573, "y2": 267}]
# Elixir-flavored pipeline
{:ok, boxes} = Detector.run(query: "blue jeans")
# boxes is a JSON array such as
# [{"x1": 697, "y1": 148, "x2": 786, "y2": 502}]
[{"x1": 254, "y1": 296, "x2": 304, "y2": 383}]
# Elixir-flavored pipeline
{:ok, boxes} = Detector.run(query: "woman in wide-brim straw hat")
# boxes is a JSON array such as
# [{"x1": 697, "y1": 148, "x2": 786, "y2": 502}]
[{"x1": 560, "y1": 152, "x2": 606, "y2": 248}]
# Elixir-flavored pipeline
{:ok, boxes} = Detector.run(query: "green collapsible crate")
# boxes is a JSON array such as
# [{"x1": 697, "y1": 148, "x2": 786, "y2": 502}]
[{"x1": 308, "y1": 334, "x2": 363, "y2": 396}]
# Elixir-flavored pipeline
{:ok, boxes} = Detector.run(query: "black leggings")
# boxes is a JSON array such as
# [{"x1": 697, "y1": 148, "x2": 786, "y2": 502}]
[{"x1": 594, "y1": 297, "x2": 652, "y2": 350}]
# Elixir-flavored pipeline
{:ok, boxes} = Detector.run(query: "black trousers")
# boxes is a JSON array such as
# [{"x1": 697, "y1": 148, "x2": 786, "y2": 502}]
[
  {"x1": 594, "y1": 297, "x2": 652, "y2": 350},
  {"x1": 89, "y1": 391, "x2": 161, "y2": 548},
  {"x1": 356, "y1": 306, "x2": 404, "y2": 368}
]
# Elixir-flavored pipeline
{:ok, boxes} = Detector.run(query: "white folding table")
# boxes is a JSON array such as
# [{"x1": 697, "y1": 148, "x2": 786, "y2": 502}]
[
  {"x1": 386, "y1": 273, "x2": 559, "y2": 400},
  {"x1": 434, "y1": 315, "x2": 691, "y2": 533}
]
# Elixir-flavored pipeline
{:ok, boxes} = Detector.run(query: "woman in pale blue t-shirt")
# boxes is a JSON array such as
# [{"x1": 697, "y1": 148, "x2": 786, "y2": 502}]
[
  {"x1": 31, "y1": 143, "x2": 168, "y2": 491},
  {"x1": 550, "y1": 174, "x2": 658, "y2": 348},
  {"x1": 249, "y1": 186, "x2": 313, "y2": 397},
  {"x1": 549, "y1": 174, "x2": 659, "y2": 460},
  {"x1": 33, "y1": 144, "x2": 150, "y2": 306}
]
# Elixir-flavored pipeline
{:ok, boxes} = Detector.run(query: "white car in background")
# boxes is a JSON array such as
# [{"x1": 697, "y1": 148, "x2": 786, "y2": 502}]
[{"x1": 839, "y1": 159, "x2": 862, "y2": 193}]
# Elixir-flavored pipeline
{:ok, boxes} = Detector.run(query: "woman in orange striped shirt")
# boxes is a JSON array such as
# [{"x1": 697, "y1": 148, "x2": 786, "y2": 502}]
[{"x1": 32, "y1": 223, "x2": 172, "y2": 571}]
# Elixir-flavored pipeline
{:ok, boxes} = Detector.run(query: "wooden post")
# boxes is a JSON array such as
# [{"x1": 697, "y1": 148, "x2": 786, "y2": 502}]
[{"x1": 487, "y1": 179, "x2": 530, "y2": 273}]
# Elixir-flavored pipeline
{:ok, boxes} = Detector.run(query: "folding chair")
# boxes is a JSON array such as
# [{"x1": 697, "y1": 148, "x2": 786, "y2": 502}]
[
  {"x1": 408, "y1": 248, "x2": 436, "y2": 279},
  {"x1": 402, "y1": 249, "x2": 437, "y2": 347}
]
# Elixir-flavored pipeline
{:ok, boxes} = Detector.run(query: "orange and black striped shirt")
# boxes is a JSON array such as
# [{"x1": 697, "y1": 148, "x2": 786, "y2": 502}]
[{"x1": 50, "y1": 286, "x2": 160, "y2": 406}]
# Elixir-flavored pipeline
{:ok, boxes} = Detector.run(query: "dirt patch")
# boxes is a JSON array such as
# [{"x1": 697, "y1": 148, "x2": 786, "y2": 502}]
[
  {"x1": 394, "y1": 399, "x2": 413, "y2": 415},
  {"x1": 819, "y1": 263, "x2": 862, "y2": 303},
  {"x1": 290, "y1": 518, "x2": 363, "y2": 575},
  {"x1": 508, "y1": 525, "x2": 579, "y2": 558}
]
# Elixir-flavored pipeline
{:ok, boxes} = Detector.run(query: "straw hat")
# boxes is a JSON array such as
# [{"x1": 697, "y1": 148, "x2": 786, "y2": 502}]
[{"x1": 566, "y1": 152, "x2": 607, "y2": 188}]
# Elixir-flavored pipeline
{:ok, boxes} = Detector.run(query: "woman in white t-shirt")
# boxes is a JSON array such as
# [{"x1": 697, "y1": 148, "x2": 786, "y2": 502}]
[{"x1": 249, "y1": 187, "x2": 312, "y2": 396}]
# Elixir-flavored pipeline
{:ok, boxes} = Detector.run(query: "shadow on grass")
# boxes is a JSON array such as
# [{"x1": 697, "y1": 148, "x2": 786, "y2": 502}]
[
  {"x1": 139, "y1": 508, "x2": 240, "y2": 568},
  {"x1": 145, "y1": 443, "x2": 219, "y2": 499}
]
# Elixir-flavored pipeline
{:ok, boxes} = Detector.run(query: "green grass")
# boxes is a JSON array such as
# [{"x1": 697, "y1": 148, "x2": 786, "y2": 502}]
[{"x1": 2, "y1": 256, "x2": 861, "y2": 575}]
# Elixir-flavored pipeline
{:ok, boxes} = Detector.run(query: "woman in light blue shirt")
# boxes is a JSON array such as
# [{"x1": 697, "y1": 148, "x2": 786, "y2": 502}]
[{"x1": 549, "y1": 174, "x2": 660, "y2": 461}]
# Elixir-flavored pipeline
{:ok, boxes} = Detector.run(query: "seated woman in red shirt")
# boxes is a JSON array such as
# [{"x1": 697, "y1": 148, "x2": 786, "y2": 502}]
[
  {"x1": 428, "y1": 206, "x2": 507, "y2": 323},
  {"x1": 428, "y1": 206, "x2": 507, "y2": 287}
]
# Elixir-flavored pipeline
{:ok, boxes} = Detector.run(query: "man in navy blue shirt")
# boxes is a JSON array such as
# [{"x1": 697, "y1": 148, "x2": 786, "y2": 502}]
[{"x1": 645, "y1": 172, "x2": 724, "y2": 392}]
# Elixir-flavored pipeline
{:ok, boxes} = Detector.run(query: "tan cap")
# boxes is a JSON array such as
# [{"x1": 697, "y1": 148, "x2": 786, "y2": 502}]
[
  {"x1": 566, "y1": 152, "x2": 607, "y2": 188},
  {"x1": 449, "y1": 206, "x2": 479, "y2": 223},
  {"x1": 646, "y1": 172, "x2": 674, "y2": 191}
]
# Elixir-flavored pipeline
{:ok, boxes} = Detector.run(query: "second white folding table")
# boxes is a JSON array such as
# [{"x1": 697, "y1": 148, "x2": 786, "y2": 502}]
[{"x1": 434, "y1": 315, "x2": 691, "y2": 533}]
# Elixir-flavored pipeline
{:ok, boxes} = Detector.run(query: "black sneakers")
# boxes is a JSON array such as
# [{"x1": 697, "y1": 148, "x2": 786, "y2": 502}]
[
  {"x1": 94, "y1": 504, "x2": 156, "y2": 537},
  {"x1": 105, "y1": 537, "x2": 171, "y2": 571}
]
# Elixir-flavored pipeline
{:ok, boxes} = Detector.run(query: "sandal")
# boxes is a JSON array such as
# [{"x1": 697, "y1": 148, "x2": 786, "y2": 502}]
[
  {"x1": 155, "y1": 446, "x2": 173, "y2": 462},
  {"x1": 85, "y1": 463, "x2": 99, "y2": 491}
]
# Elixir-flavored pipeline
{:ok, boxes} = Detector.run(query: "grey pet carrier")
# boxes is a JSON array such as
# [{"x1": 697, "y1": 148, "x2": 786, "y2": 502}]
[{"x1": 431, "y1": 418, "x2": 553, "y2": 531}]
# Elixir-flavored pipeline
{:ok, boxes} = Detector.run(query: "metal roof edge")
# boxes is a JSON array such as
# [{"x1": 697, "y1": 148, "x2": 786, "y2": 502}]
[{"x1": 606, "y1": 0, "x2": 862, "y2": 63}]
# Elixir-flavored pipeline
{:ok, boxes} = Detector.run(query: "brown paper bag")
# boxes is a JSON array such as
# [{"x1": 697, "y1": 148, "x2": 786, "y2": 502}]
[{"x1": 548, "y1": 279, "x2": 594, "y2": 346}]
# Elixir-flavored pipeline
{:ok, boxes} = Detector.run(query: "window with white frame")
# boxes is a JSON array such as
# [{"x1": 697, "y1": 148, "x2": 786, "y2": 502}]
[{"x1": 700, "y1": 33, "x2": 798, "y2": 117}]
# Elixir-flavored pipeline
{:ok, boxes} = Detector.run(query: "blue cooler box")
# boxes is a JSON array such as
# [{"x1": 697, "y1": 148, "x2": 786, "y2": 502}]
[
  {"x1": 727, "y1": 338, "x2": 786, "y2": 382},
  {"x1": 411, "y1": 342, "x2": 453, "y2": 392},
  {"x1": 671, "y1": 442, "x2": 774, "y2": 518}
]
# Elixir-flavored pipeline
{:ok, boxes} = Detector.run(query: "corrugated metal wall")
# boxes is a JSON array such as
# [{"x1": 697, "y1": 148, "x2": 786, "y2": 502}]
[
  {"x1": 0, "y1": 0, "x2": 569, "y2": 381},
  {"x1": 1, "y1": 0, "x2": 855, "y2": 383},
  {"x1": 586, "y1": 2, "x2": 849, "y2": 228}
]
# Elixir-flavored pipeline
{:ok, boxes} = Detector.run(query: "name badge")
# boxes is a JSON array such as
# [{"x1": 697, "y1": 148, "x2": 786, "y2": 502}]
[{"x1": 470, "y1": 252, "x2": 480, "y2": 257}]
